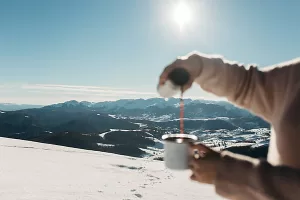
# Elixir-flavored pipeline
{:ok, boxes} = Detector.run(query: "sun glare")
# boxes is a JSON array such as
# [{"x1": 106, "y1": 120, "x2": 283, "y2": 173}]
[{"x1": 173, "y1": 1, "x2": 192, "y2": 31}]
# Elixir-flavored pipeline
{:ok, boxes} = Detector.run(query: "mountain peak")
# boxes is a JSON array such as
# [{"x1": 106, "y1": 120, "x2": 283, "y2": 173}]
[{"x1": 65, "y1": 100, "x2": 79, "y2": 104}]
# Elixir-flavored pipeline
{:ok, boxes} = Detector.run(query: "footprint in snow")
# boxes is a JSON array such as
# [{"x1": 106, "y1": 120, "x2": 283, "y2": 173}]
[
  {"x1": 146, "y1": 174, "x2": 160, "y2": 180},
  {"x1": 134, "y1": 194, "x2": 142, "y2": 198}
]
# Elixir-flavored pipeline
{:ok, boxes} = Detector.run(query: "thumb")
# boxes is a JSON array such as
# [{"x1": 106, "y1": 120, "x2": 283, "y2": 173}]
[
  {"x1": 188, "y1": 142, "x2": 213, "y2": 156},
  {"x1": 189, "y1": 142, "x2": 210, "y2": 151}
]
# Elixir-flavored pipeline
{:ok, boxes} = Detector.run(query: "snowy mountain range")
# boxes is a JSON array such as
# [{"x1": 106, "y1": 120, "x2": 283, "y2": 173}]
[
  {"x1": 0, "y1": 98, "x2": 271, "y2": 159},
  {"x1": 44, "y1": 98, "x2": 253, "y2": 120}
]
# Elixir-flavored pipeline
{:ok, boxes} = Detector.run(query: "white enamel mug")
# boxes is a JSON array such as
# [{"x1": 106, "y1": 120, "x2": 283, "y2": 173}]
[{"x1": 162, "y1": 134, "x2": 198, "y2": 170}]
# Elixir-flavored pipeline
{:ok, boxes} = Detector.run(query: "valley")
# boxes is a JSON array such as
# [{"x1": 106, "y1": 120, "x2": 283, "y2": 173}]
[{"x1": 0, "y1": 98, "x2": 270, "y2": 159}]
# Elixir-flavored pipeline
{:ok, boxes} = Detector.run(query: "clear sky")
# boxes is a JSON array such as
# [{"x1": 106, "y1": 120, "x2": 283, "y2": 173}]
[{"x1": 1, "y1": 0, "x2": 300, "y2": 105}]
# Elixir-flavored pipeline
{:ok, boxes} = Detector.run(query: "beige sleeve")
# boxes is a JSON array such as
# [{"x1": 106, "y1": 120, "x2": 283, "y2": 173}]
[
  {"x1": 215, "y1": 151, "x2": 300, "y2": 200},
  {"x1": 193, "y1": 55, "x2": 300, "y2": 199},
  {"x1": 194, "y1": 54, "x2": 300, "y2": 122}
]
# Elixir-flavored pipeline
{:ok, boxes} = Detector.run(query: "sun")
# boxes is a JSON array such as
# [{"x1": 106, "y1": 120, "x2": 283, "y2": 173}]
[{"x1": 173, "y1": 1, "x2": 192, "y2": 31}]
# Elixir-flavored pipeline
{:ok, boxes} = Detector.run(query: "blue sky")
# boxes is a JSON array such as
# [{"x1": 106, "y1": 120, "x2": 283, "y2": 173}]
[{"x1": 1, "y1": 0, "x2": 300, "y2": 104}]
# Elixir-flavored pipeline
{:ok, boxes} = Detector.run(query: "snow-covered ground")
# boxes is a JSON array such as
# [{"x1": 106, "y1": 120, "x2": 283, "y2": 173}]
[
  {"x1": 0, "y1": 137, "x2": 223, "y2": 200},
  {"x1": 99, "y1": 129, "x2": 142, "y2": 138}
]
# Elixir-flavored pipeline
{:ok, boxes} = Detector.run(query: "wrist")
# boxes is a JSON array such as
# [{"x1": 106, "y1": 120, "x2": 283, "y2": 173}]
[
  {"x1": 186, "y1": 53, "x2": 203, "y2": 80},
  {"x1": 193, "y1": 54, "x2": 225, "y2": 88}
]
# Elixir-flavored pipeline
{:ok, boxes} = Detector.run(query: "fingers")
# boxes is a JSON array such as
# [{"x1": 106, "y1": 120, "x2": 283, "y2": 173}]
[
  {"x1": 158, "y1": 59, "x2": 193, "y2": 92},
  {"x1": 188, "y1": 142, "x2": 220, "y2": 185},
  {"x1": 190, "y1": 173, "x2": 197, "y2": 181},
  {"x1": 189, "y1": 160, "x2": 205, "y2": 183},
  {"x1": 188, "y1": 162, "x2": 194, "y2": 170},
  {"x1": 188, "y1": 146, "x2": 206, "y2": 171},
  {"x1": 188, "y1": 156, "x2": 210, "y2": 182},
  {"x1": 189, "y1": 157, "x2": 201, "y2": 168},
  {"x1": 188, "y1": 142, "x2": 211, "y2": 155},
  {"x1": 159, "y1": 60, "x2": 181, "y2": 85},
  {"x1": 159, "y1": 66, "x2": 172, "y2": 85}
]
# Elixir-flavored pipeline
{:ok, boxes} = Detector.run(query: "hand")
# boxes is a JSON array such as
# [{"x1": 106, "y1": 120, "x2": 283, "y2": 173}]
[
  {"x1": 188, "y1": 142, "x2": 221, "y2": 185},
  {"x1": 159, "y1": 52, "x2": 203, "y2": 93}
]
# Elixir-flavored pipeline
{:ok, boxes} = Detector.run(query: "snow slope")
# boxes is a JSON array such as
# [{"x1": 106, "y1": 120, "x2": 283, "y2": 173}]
[{"x1": 0, "y1": 137, "x2": 223, "y2": 200}]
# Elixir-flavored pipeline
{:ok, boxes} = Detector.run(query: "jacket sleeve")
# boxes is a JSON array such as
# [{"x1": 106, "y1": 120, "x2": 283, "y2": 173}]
[
  {"x1": 194, "y1": 54, "x2": 300, "y2": 122},
  {"x1": 215, "y1": 151, "x2": 300, "y2": 200}
]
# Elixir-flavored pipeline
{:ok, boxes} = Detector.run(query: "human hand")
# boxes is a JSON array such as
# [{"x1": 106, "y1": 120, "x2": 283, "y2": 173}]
[
  {"x1": 188, "y1": 142, "x2": 221, "y2": 185},
  {"x1": 159, "y1": 52, "x2": 202, "y2": 93}
]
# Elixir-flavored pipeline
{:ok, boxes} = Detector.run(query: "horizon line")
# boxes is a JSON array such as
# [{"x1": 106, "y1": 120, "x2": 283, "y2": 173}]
[{"x1": 0, "y1": 96, "x2": 227, "y2": 106}]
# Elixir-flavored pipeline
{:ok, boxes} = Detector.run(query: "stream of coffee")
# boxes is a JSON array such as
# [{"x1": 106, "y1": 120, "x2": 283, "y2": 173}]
[{"x1": 179, "y1": 90, "x2": 184, "y2": 134}]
